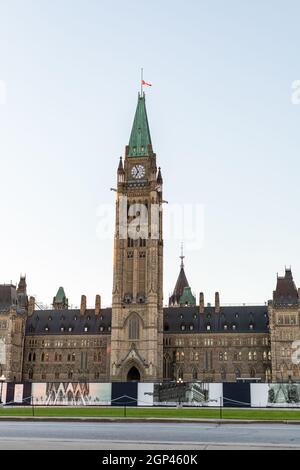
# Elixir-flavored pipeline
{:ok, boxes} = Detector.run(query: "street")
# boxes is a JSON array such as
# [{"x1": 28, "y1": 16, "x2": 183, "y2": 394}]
[{"x1": 0, "y1": 421, "x2": 299, "y2": 450}]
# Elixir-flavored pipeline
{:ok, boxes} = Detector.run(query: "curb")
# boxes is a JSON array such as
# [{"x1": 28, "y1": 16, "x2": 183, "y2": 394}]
[{"x1": 0, "y1": 417, "x2": 300, "y2": 425}]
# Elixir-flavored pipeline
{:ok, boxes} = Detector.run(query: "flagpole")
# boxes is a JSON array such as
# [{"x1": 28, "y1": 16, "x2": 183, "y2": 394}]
[{"x1": 141, "y1": 68, "x2": 143, "y2": 96}]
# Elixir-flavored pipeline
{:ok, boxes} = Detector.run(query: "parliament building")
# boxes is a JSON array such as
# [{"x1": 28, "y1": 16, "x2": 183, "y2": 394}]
[{"x1": 0, "y1": 93, "x2": 299, "y2": 385}]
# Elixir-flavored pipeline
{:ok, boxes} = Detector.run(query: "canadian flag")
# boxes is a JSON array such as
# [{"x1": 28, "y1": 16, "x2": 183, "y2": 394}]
[{"x1": 141, "y1": 80, "x2": 152, "y2": 87}]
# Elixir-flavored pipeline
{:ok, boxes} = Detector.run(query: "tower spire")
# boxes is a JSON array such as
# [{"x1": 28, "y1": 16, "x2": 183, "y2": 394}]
[
  {"x1": 128, "y1": 93, "x2": 152, "y2": 157},
  {"x1": 180, "y1": 243, "x2": 185, "y2": 269}
]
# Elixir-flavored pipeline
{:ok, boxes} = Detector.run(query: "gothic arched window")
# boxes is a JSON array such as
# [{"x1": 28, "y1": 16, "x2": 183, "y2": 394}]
[{"x1": 129, "y1": 316, "x2": 140, "y2": 340}]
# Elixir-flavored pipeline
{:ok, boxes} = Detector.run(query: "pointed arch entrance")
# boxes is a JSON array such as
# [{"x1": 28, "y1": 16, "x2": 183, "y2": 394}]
[{"x1": 127, "y1": 366, "x2": 141, "y2": 382}]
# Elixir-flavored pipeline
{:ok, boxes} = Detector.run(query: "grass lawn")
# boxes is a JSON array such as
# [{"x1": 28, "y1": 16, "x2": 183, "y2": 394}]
[{"x1": 0, "y1": 407, "x2": 300, "y2": 420}]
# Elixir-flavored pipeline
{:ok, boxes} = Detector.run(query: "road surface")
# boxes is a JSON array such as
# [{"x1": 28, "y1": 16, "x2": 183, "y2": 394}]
[{"x1": 0, "y1": 422, "x2": 299, "y2": 450}]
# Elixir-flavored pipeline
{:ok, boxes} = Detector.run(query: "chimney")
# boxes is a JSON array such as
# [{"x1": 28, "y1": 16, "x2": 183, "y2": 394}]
[
  {"x1": 95, "y1": 295, "x2": 101, "y2": 315},
  {"x1": 28, "y1": 296, "x2": 35, "y2": 317},
  {"x1": 80, "y1": 295, "x2": 87, "y2": 316},
  {"x1": 199, "y1": 292, "x2": 205, "y2": 314},
  {"x1": 215, "y1": 292, "x2": 220, "y2": 314}
]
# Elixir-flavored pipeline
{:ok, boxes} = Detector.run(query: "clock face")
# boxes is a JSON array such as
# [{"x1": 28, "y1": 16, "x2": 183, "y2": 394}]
[{"x1": 131, "y1": 164, "x2": 146, "y2": 180}]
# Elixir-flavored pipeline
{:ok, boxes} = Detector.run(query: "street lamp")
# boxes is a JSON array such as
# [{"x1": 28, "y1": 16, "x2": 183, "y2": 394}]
[
  {"x1": 0, "y1": 375, "x2": 6, "y2": 405},
  {"x1": 176, "y1": 378, "x2": 184, "y2": 407}
]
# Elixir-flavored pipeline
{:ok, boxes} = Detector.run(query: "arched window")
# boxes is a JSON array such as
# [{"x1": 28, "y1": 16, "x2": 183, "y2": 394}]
[
  {"x1": 28, "y1": 369, "x2": 33, "y2": 380},
  {"x1": 250, "y1": 367, "x2": 256, "y2": 378},
  {"x1": 192, "y1": 368, "x2": 198, "y2": 380},
  {"x1": 235, "y1": 368, "x2": 241, "y2": 380},
  {"x1": 41, "y1": 353, "x2": 45, "y2": 362},
  {"x1": 68, "y1": 370, "x2": 73, "y2": 380},
  {"x1": 129, "y1": 316, "x2": 140, "y2": 340},
  {"x1": 28, "y1": 353, "x2": 32, "y2": 362},
  {"x1": 265, "y1": 368, "x2": 272, "y2": 383},
  {"x1": 263, "y1": 351, "x2": 268, "y2": 361}
]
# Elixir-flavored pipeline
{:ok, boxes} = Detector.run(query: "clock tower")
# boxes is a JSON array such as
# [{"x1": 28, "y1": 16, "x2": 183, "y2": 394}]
[{"x1": 110, "y1": 93, "x2": 164, "y2": 382}]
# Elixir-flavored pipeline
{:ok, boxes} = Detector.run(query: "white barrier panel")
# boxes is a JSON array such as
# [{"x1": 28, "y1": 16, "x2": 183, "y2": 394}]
[
  {"x1": 138, "y1": 383, "x2": 154, "y2": 406},
  {"x1": 207, "y1": 384, "x2": 223, "y2": 407},
  {"x1": 152, "y1": 382, "x2": 223, "y2": 407},
  {"x1": 14, "y1": 384, "x2": 24, "y2": 404},
  {"x1": 251, "y1": 383, "x2": 300, "y2": 408},
  {"x1": 32, "y1": 382, "x2": 112, "y2": 406},
  {"x1": 0, "y1": 382, "x2": 7, "y2": 404},
  {"x1": 267, "y1": 383, "x2": 300, "y2": 408},
  {"x1": 250, "y1": 384, "x2": 269, "y2": 407}
]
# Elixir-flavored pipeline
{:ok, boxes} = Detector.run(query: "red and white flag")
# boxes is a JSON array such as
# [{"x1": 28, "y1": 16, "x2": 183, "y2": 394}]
[{"x1": 141, "y1": 79, "x2": 152, "y2": 87}]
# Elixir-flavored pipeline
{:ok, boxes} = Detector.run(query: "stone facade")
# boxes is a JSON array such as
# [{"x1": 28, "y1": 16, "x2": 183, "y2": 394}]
[
  {"x1": 269, "y1": 269, "x2": 300, "y2": 383},
  {"x1": 0, "y1": 93, "x2": 298, "y2": 385},
  {"x1": 0, "y1": 284, "x2": 26, "y2": 382}
]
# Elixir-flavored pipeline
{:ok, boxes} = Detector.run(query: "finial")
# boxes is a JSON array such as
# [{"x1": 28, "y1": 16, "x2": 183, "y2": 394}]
[{"x1": 180, "y1": 243, "x2": 185, "y2": 269}]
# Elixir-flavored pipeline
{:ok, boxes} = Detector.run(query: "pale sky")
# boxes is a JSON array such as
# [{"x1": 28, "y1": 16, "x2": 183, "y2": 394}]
[{"x1": 0, "y1": 0, "x2": 300, "y2": 308}]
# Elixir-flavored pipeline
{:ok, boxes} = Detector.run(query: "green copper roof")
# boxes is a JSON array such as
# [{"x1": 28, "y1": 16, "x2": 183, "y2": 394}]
[
  {"x1": 55, "y1": 287, "x2": 66, "y2": 303},
  {"x1": 128, "y1": 93, "x2": 152, "y2": 157},
  {"x1": 179, "y1": 287, "x2": 196, "y2": 306}
]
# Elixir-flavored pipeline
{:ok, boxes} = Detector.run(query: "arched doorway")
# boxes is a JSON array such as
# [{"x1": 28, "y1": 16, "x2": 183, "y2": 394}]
[{"x1": 127, "y1": 366, "x2": 141, "y2": 382}]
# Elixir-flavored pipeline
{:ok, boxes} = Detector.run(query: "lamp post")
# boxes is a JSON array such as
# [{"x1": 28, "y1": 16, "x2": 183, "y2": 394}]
[
  {"x1": 176, "y1": 378, "x2": 184, "y2": 407},
  {"x1": 0, "y1": 375, "x2": 6, "y2": 405}
]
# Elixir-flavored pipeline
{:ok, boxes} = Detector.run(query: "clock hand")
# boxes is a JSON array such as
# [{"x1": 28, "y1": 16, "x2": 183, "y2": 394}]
[{"x1": 135, "y1": 166, "x2": 140, "y2": 178}]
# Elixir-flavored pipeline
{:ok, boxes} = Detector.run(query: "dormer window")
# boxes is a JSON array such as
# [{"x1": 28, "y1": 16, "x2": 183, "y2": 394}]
[
  {"x1": 206, "y1": 324, "x2": 211, "y2": 331},
  {"x1": 224, "y1": 324, "x2": 228, "y2": 331},
  {"x1": 180, "y1": 324, "x2": 186, "y2": 331},
  {"x1": 84, "y1": 326, "x2": 89, "y2": 332},
  {"x1": 48, "y1": 316, "x2": 52, "y2": 322},
  {"x1": 232, "y1": 324, "x2": 237, "y2": 331},
  {"x1": 45, "y1": 326, "x2": 49, "y2": 332}
]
